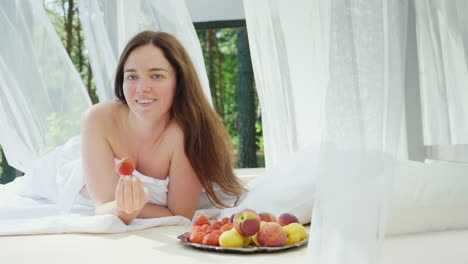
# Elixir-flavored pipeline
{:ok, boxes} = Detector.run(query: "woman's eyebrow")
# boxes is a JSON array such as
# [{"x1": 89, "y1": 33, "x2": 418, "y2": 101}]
[
  {"x1": 124, "y1": 68, "x2": 168, "y2": 72},
  {"x1": 149, "y1": 67, "x2": 168, "y2": 72}
]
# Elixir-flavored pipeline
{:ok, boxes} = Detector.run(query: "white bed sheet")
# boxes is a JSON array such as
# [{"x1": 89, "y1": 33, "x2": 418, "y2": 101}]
[
  {"x1": 0, "y1": 177, "x2": 191, "y2": 236},
  {"x1": 381, "y1": 230, "x2": 468, "y2": 264},
  {"x1": 1, "y1": 225, "x2": 467, "y2": 264}
]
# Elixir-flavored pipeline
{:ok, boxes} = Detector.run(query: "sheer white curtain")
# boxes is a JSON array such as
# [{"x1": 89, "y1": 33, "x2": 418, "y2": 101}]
[
  {"x1": 243, "y1": 0, "x2": 320, "y2": 168},
  {"x1": 308, "y1": 0, "x2": 407, "y2": 263},
  {"x1": 0, "y1": 0, "x2": 91, "y2": 172},
  {"x1": 414, "y1": 0, "x2": 468, "y2": 146},
  {"x1": 244, "y1": 0, "x2": 407, "y2": 263},
  {"x1": 77, "y1": 0, "x2": 212, "y2": 104}
]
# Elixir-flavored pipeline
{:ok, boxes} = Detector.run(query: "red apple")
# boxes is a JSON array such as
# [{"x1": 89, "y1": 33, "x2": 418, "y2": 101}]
[
  {"x1": 278, "y1": 213, "x2": 299, "y2": 226},
  {"x1": 256, "y1": 222, "x2": 287, "y2": 247},
  {"x1": 116, "y1": 157, "x2": 135, "y2": 175},
  {"x1": 259, "y1": 212, "x2": 277, "y2": 223},
  {"x1": 233, "y1": 209, "x2": 261, "y2": 237}
]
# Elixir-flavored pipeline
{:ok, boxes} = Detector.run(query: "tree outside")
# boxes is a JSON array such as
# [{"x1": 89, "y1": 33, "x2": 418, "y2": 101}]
[{"x1": 197, "y1": 28, "x2": 264, "y2": 168}]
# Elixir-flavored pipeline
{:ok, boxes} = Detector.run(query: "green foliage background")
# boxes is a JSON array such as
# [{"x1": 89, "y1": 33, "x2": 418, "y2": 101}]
[{"x1": 197, "y1": 29, "x2": 264, "y2": 156}]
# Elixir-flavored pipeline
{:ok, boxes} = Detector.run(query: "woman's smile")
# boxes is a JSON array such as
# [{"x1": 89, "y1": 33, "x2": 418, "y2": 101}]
[{"x1": 135, "y1": 98, "x2": 157, "y2": 107}]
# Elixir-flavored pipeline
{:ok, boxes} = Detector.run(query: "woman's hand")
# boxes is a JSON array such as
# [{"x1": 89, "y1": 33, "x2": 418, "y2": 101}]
[{"x1": 115, "y1": 175, "x2": 149, "y2": 218}]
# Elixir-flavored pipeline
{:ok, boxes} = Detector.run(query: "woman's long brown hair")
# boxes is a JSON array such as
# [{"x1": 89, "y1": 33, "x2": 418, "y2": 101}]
[{"x1": 114, "y1": 31, "x2": 246, "y2": 207}]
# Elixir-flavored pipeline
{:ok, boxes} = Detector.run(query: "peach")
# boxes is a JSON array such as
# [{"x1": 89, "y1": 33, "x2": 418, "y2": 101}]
[
  {"x1": 200, "y1": 223, "x2": 210, "y2": 232},
  {"x1": 258, "y1": 212, "x2": 277, "y2": 223},
  {"x1": 202, "y1": 232, "x2": 220, "y2": 246},
  {"x1": 251, "y1": 232, "x2": 261, "y2": 246},
  {"x1": 219, "y1": 229, "x2": 244, "y2": 248},
  {"x1": 211, "y1": 220, "x2": 223, "y2": 230},
  {"x1": 116, "y1": 157, "x2": 135, "y2": 175},
  {"x1": 220, "y1": 223, "x2": 234, "y2": 233},
  {"x1": 193, "y1": 214, "x2": 210, "y2": 226},
  {"x1": 287, "y1": 223, "x2": 307, "y2": 241},
  {"x1": 242, "y1": 236, "x2": 252, "y2": 248},
  {"x1": 283, "y1": 223, "x2": 302, "y2": 245},
  {"x1": 221, "y1": 217, "x2": 230, "y2": 224},
  {"x1": 251, "y1": 221, "x2": 267, "y2": 246},
  {"x1": 189, "y1": 231, "x2": 206, "y2": 244},
  {"x1": 278, "y1": 213, "x2": 299, "y2": 226},
  {"x1": 233, "y1": 209, "x2": 261, "y2": 237},
  {"x1": 256, "y1": 222, "x2": 287, "y2": 247},
  {"x1": 191, "y1": 225, "x2": 203, "y2": 233},
  {"x1": 212, "y1": 230, "x2": 223, "y2": 236}
]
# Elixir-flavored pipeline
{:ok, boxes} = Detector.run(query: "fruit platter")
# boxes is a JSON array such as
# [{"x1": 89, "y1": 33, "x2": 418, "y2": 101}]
[{"x1": 177, "y1": 209, "x2": 308, "y2": 254}]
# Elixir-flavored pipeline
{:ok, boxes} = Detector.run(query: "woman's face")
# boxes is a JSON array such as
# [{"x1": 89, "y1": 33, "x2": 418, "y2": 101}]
[{"x1": 123, "y1": 44, "x2": 177, "y2": 121}]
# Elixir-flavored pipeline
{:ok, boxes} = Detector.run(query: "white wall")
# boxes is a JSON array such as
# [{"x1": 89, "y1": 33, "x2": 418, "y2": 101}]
[{"x1": 185, "y1": 0, "x2": 245, "y2": 22}]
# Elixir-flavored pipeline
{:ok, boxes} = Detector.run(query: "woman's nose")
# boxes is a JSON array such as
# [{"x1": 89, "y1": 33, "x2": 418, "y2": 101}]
[{"x1": 136, "y1": 77, "x2": 152, "y2": 92}]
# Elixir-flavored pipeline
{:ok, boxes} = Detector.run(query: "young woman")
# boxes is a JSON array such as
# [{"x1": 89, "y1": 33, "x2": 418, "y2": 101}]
[{"x1": 79, "y1": 31, "x2": 245, "y2": 224}]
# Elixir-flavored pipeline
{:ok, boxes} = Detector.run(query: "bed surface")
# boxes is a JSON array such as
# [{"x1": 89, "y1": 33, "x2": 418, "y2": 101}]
[{"x1": 1, "y1": 225, "x2": 468, "y2": 264}]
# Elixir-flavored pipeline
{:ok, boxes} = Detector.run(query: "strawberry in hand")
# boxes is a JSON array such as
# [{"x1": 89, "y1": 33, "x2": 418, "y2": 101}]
[{"x1": 116, "y1": 157, "x2": 135, "y2": 176}]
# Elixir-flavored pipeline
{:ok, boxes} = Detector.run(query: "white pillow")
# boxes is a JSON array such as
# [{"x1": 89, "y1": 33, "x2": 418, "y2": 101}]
[
  {"x1": 387, "y1": 159, "x2": 468, "y2": 235},
  {"x1": 219, "y1": 144, "x2": 319, "y2": 224},
  {"x1": 219, "y1": 146, "x2": 468, "y2": 235},
  {"x1": 16, "y1": 136, "x2": 84, "y2": 212}
]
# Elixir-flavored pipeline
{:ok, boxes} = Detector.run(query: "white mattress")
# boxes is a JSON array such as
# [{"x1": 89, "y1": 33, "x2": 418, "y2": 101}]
[
  {"x1": 381, "y1": 230, "x2": 468, "y2": 264},
  {"x1": 1, "y1": 226, "x2": 467, "y2": 264}
]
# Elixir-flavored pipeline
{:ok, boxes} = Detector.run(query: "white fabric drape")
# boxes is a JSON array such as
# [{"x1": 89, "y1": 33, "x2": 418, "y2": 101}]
[
  {"x1": 414, "y1": 0, "x2": 468, "y2": 145},
  {"x1": 244, "y1": 0, "x2": 407, "y2": 263},
  {"x1": 0, "y1": 0, "x2": 91, "y2": 172},
  {"x1": 77, "y1": 0, "x2": 212, "y2": 104},
  {"x1": 308, "y1": 0, "x2": 408, "y2": 263},
  {"x1": 243, "y1": 0, "x2": 319, "y2": 168}
]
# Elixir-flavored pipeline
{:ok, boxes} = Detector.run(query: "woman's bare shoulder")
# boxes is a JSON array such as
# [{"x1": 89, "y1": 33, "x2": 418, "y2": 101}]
[
  {"x1": 82, "y1": 100, "x2": 126, "y2": 126},
  {"x1": 165, "y1": 120, "x2": 185, "y2": 142}
]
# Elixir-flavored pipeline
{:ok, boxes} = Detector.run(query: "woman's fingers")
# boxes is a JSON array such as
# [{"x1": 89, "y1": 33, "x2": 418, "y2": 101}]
[
  {"x1": 116, "y1": 175, "x2": 146, "y2": 214},
  {"x1": 116, "y1": 176, "x2": 124, "y2": 208},
  {"x1": 131, "y1": 176, "x2": 140, "y2": 205},
  {"x1": 142, "y1": 186, "x2": 149, "y2": 203},
  {"x1": 123, "y1": 176, "x2": 133, "y2": 213}
]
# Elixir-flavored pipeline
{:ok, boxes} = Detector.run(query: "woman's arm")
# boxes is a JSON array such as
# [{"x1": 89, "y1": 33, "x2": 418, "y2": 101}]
[
  {"x1": 128, "y1": 124, "x2": 203, "y2": 220},
  {"x1": 131, "y1": 125, "x2": 202, "y2": 221},
  {"x1": 165, "y1": 125, "x2": 203, "y2": 220},
  {"x1": 132, "y1": 146, "x2": 202, "y2": 220},
  {"x1": 81, "y1": 105, "x2": 121, "y2": 215}
]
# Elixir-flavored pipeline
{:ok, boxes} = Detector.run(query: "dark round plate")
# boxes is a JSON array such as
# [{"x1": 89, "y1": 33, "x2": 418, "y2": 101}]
[{"x1": 177, "y1": 232, "x2": 308, "y2": 254}]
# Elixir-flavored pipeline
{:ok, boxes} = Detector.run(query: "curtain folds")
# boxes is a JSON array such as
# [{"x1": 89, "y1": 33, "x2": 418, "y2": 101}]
[
  {"x1": 0, "y1": 0, "x2": 91, "y2": 172},
  {"x1": 414, "y1": 0, "x2": 468, "y2": 145},
  {"x1": 243, "y1": 0, "x2": 319, "y2": 168},
  {"x1": 244, "y1": 0, "x2": 408, "y2": 263},
  {"x1": 307, "y1": 1, "x2": 408, "y2": 263},
  {"x1": 76, "y1": 0, "x2": 212, "y2": 104}
]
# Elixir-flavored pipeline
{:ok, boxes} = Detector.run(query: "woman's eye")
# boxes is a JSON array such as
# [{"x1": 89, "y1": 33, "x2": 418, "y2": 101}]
[
  {"x1": 126, "y1": 75, "x2": 136, "y2": 80},
  {"x1": 153, "y1": 74, "x2": 162, "y2": 79}
]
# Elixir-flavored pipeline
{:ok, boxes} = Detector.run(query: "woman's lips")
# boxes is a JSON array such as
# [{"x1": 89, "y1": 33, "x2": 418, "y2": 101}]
[{"x1": 135, "y1": 99, "x2": 157, "y2": 106}]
